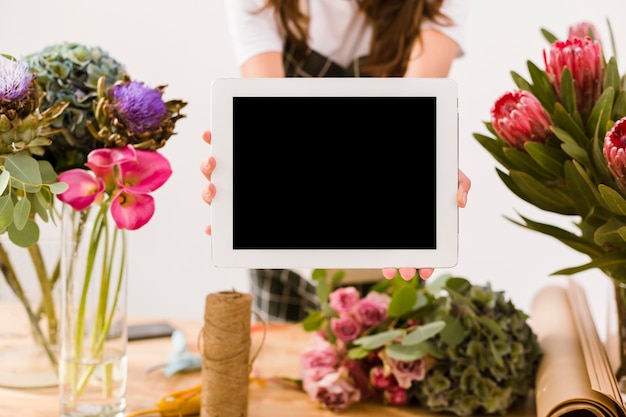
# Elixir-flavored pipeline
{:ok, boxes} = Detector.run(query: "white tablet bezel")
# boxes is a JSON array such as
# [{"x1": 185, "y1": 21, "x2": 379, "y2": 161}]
[{"x1": 210, "y1": 77, "x2": 458, "y2": 270}]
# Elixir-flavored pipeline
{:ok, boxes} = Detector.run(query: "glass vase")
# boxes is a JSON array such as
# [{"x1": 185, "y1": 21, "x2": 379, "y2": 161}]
[
  {"x1": 60, "y1": 206, "x2": 128, "y2": 417},
  {"x1": 0, "y1": 225, "x2": 61, "y2": 388}
]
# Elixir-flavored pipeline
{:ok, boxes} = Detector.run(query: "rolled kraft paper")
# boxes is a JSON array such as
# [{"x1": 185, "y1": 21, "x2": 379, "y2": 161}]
[{"x1": 201, "y1": 291, "x2": 252, "y2": 417}]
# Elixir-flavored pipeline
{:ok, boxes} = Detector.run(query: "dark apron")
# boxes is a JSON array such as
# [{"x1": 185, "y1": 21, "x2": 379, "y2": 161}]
[{"x1": 282, "y1": 38, "x2": 369, "y2": 77}]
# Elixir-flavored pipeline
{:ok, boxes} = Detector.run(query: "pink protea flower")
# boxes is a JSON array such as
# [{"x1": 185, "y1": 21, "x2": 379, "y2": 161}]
[
  {"x1": 603, "y1": 117, "x2": 626, "y2": 191},
  {"x1": 544, "y1": 36, "x2": 603, "y2": 115},
  {"x1": 490, "y1": 90, "x2": 553, "y2": 150},
  {"x1": 568, "y1": 21, "x2": 601, "y2": 42}
]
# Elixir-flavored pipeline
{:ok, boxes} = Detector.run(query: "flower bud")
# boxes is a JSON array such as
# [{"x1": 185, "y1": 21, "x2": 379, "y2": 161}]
[
  {"x1": 544, "y1": 36, "x2": 603, "y2": 115},
  {"x1": 384, "y1": 385, "x2": 408, "y2": 406},
  {"x1": 603, "y1": 117, "x2": 626, "y2": 191},
  {"x1": 490, "y1": 90, "x2": 553, "y2": 150},
  {"x1": 370, "y1": 366, "x2": 395, "y2": 389}
]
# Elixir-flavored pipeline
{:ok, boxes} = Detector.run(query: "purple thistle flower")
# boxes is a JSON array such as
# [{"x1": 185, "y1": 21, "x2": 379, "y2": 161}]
[
  {"x1": 109, "y1": 80, "x2": 167, "y2": 134},
  {"x1": 0, "y1": 55, "x2": 35, "y2": 102}
]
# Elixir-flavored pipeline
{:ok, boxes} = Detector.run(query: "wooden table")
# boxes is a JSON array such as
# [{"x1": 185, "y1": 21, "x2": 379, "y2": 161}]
[{"x1": 0, "y1": 318, "x2": 536, "y2": 416}]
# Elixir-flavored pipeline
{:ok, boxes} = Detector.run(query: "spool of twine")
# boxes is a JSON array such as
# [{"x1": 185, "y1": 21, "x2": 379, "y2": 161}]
[{"x1": 201, "y1": 291, "x2": 252, "y2": 417}]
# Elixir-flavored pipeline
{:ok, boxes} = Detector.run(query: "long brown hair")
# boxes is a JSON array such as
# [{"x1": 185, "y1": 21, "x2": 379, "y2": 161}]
[{"x1": 262, "y1": 0, "x2": 450, "y2": 76}]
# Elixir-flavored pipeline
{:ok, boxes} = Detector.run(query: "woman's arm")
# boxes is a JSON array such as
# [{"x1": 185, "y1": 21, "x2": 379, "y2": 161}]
[
  {"x1": 404, "y1": 28, "x2": 459, "y2": 78},
  {"x1": 241, "y1": 51, "x2": 286, "y2": 78}
]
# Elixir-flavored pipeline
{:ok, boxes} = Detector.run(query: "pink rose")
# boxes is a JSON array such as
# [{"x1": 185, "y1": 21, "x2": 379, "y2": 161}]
[
  {"x1": 384, "y1": 385, "x2": 408, "y2": 406},
  {"x1": 302, "y1": 366, "x2": 335, "y2": 398},
  {"x1": 311, "y1": 367, "x2": 361, "y2": 411},
  {"x1": 301, "y1": 337, "x2": 340, "y2": 369},
  {"x1": 330, "y1": 316, "x2": 361, "y2": 342},
  {"x1": 329, "y1": 287, "x2": 360, "y2": 315},
  {"x1": 369, "y1": 366, "x2": 395, "y2": 389},
  {"x1": 380, "y1": 350, "x2": 426, "y2": 389},
  {"x1": 351, "y1": 292, "x2": 390, "y2": 327}
]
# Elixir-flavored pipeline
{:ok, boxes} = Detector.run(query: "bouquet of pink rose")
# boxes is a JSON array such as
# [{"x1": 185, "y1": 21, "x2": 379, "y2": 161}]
[{"x1": 299, "y1": 271, "x2": 542, "y2": 415}]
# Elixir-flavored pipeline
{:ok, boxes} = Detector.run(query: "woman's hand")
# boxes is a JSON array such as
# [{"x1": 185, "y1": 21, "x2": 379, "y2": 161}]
[
  {"x1": 200, "y1": 130, "x2": 216, "y2": 236},
  {"x1": 382, "y1": 169, "x2": 471, "y2": 281}
]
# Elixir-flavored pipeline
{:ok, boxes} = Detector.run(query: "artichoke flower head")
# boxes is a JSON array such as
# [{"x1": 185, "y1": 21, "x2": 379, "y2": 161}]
[
  {"x1": 0, "y1": 54, "x2": 69, "y2": 247},
  {"x1": 23, "y1": 42, "x2": 126, "y2": 172}
]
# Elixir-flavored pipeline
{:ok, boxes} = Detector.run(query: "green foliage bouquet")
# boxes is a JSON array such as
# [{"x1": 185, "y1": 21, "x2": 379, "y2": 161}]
[
  {"x1": 300, "y1": 272, "x2": 541, "y2": 415},
  {"x1": 474, "y1": 21, "x2": 626, "y2": 281}
]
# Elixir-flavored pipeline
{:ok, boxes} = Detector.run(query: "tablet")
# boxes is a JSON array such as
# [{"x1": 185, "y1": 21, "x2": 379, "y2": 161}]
[{"x1": 210, "y1": 77, "x2": 458, "y2": 270}]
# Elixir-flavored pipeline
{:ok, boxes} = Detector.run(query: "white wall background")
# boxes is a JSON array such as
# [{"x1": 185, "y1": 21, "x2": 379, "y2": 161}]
[{"x1": 3, "y1": 0, "x2": 626, "y2": 336}]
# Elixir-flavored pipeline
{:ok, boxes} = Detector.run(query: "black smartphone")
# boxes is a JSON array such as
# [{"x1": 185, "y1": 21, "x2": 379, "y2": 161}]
[{"x1": 127, "y1": 322, "x2": 176, "y2": 341}]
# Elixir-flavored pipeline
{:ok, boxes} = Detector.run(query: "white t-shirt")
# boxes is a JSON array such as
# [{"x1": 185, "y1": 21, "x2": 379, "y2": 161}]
[{"x1": 225, "y1": 0, "x2": 469, "y2": 69}]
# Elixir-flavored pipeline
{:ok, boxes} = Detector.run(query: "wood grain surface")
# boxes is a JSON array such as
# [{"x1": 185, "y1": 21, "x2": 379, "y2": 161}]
[{"x1": 0, "y1": 310, "x2": 536, "y2": 417}]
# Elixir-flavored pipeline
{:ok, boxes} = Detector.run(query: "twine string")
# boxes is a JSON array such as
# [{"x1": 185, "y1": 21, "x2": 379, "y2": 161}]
[{"x1": 200, "y1": 291, "x2": 258, "y2": 417}]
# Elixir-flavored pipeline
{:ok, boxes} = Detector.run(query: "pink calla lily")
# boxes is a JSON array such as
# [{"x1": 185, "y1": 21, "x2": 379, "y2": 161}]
[
  {"x1": 57, "y1": 169, "x2": 105, "y2": 211},
  {"x1": 86, "y1": 146, "x2": 137, "y2": 187},
  {"x1": 117, "y1": 149, "x2": 172, "y2": 193},
  {"x1": 110, "y1": 190, "x2": 155, "y2": 230}
]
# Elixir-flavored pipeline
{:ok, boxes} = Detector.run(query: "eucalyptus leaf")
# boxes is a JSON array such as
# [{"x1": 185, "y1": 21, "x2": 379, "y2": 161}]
[
  {"x1": 0, "y1": 195, "x2": 13, "y2": 231},
  {"x1": 48, "y1": 182, "x2": 69, "y2": 195},
  {"x1": 13, "y1": 197, "x2": 31, "y2": 230},
  {"x1": 385, "y1": 342, "x2": 428, "y2": 362},
  {"x1": 4, "y1": 155, "x2": 43, "y2": 194},
  {"x1": 402, "y1": 321, "x2": 445, "y2": 346},
  {"x1": 353, "y1": 329, "x2": 404, "y2": 350},
  {"x1": 0, "y1": 170, "x2": 9, "y2": 195},
  {"x1": 32, "y1": 191, "x2": 50, "y2": 223},
  {"x1": 302, "y1": 311, "x2": 325, "y2": 332},
  {"x1": 7, "y1": 218, "x2": 39, "y2": 247},
  {"x1": 347, "y1": 346, "x2": 370, "y2": 360},
  {"x1": 388, "y1": 285, "x2": 418, "y2": 318},
  {"x1": 37, "y1": 160, "x2": 59, "y2": 184}
]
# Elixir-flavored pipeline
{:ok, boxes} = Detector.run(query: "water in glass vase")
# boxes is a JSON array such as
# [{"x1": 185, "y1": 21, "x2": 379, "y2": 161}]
[{"x1": 59, "y1": 348, "x2": 127, "y2": 417}]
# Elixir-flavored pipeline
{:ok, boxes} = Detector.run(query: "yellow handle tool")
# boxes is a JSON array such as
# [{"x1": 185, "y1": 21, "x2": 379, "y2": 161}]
[{"x1": 125, "y1": 385, "x2": 202, "y2": 417}]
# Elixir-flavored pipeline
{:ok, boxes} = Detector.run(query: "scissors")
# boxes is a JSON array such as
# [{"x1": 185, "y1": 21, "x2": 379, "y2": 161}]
[{"x1": 124, "y1": 385, "x2": 202, "y2": 417}]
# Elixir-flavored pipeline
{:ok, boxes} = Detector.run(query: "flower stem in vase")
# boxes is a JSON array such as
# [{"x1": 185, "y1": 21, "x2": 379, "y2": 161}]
[
  {"x1": 0, "y1": 242, "x2": 58, "y2": 370},
  {"x1": 29, "y1": 242, "x2": 59, "y2": 346},
  {"x1": 613, "y1": 280, "x2": 626, "y2": 388}
]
